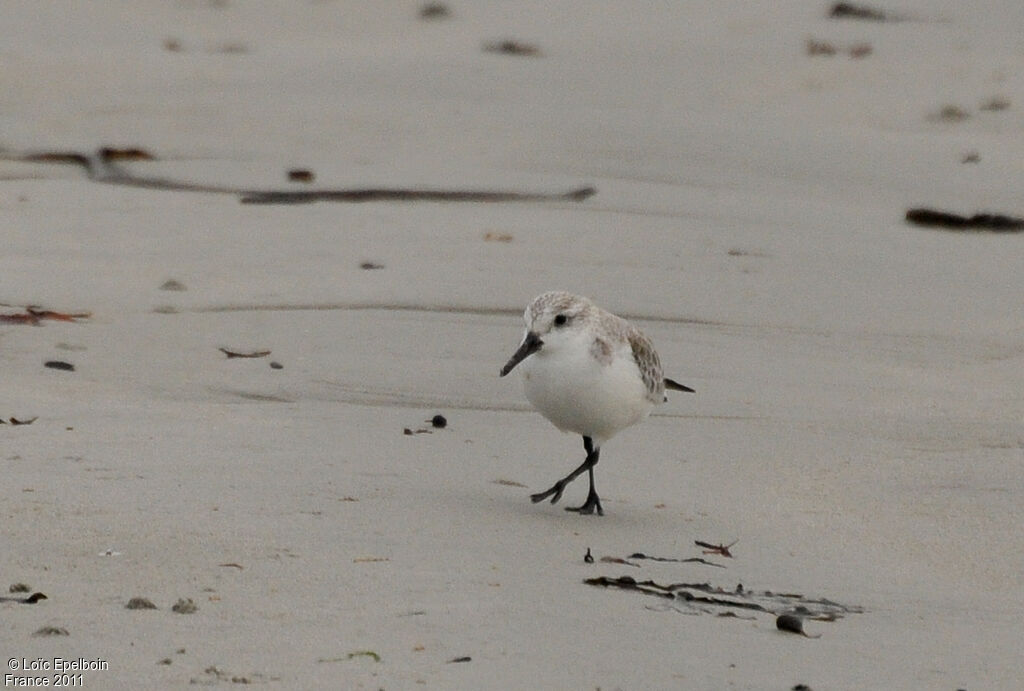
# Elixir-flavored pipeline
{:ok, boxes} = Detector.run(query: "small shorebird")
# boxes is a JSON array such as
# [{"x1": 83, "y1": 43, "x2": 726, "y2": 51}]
[{"x1": 500, "y1": 291, "x2": 694, "y2": 515}]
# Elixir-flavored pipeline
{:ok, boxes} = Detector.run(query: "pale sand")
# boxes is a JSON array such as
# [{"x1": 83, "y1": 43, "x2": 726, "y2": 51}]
[{"x1": 2, "y1": 1, "x2": 1022, "y2": 688}]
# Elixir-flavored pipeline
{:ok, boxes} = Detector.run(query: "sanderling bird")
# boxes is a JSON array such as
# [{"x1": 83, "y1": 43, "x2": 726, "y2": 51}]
[{"x1": 500, "y1": 291, "x2": 694, "y2": 515}]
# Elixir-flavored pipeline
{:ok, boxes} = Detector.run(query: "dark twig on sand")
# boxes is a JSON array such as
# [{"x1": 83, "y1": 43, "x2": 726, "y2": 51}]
[
  {"x1": 0, "y1": 592, "x2": 47, "y2": 604},
  {"x1": 219, "y1": 347, "x2": 271, "y2": 359},
  {"x1": 629, "y1": 552, "x2": 727, "y2": 568},
  {"x1": 239, "y1": 187, "x2": 594, "y2": 204},
  {"x1": 586, "y1": 575, "x2": 864, "y2": 620},
  {"x1": 829, "y1": 2, "x2": 897, "y2": 21},
  {"x1": 2, "y1": 147, "x2": 595, "y2": 206},
  {"x1": 0, "y1": 307, "x2": 91, "y2": 325},
  {"x1": 585, "y1": 576, "x2": 767, "y2": 611},
  {"x1": 905, "y1": 208, "x2": 1024, "y2": 232},
  {"x1": 695, "y1": 539, "x2": 738, "y2": 558}
]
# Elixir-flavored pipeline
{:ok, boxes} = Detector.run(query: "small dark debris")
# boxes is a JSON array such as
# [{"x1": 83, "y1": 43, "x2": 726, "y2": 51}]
[
  {"x1": 2, "y1": 417, "x2": 37, "y2": 425},
  {"x1": 99, "y1": 147, "x2": 156, "y2": 162},
  {"x1": 359, "y1": 261, "x2": 385, "y2": 270},
  {"x1": 905, "y1": 208, "x2": 1024, "y2": 232},
  {"x1": 269, "y1": 361, "x2": 283, "y2": 370},
  {"x1": 483, "y1": 39, "x2": 541, "y2": 57},
  {"x1": 214, "y1": 42, "x2": 249, "y2": 55},
  {"x1": 716, "y1": 611, "x2": 756, "y2": 620},
  {"x1": 806, "y1": 39, "x2": 837, "y2": 56},
  {"x1": 447, "y1": 656, "x2": 472, "y2": 663},
  {"x1": 219, "y1": 347, "x2": 271, "y2": 358},
  {"x1": 346, "y1": 651, "x2": 381, "y2": 663},
  {"x1": 159, "y1": 279, "x2": 187, "y2": 291},
  {"x1": 163, "y1": 37, "x2": 183, "y2": 52},
  {"x1": 287, "y1": 169, "x2": 315, "y2": 183},
  {"x1": 404, "y1": 427, "x2": 432, "y2": 435},
  {"x1": 191, "y1": 666, "x2": 254, "y2": 685},
  {"x1": 584, "y1": 548, "x2": 594, "y2": 564},
  {"x1": 806, "y1": 38, "x2": 871, "y2": 58},
  {"x1": 44, "y1": 360, "x2": 75, "y2": 371},
  {"x1": 9, "y1": 583, "x2": 31, "y2": 593},
  {"x1": 566, "y1": 186, "x2": 596, "y2": 201},
  {"x1": 158, "y1": 658, "x2": 173, "y2": 665},
  {"x1": 930, "y1": 105, "x2": 970, "y2": 122},
  {"x1": 419, "y1": 3, "x2": 451, "y2": 20},
  {"x1": 219, "y1": 563, "x2": 245, "y2": 570},
  {"x1": 829, "y1": 2, "x2": 891, "y2": 21},
  {"x1": 980, "y1": 96, "x2": 1010, "y2": 111},
  {"x1": 171, "y1": 598, "x2": 198, "y2": 614},
  {"x1": 126, "y1": 597, "x2": 158, "y2": 610},
  {"x1": 961, "y1": 151, "x2": 981, "y2": 164},
  {"x1": 848, "y1": 42, "x2": 872, "y2": 58},
  {"x1": 792, "y1": 685, "x2": 813, "y2": 691},
  {"x1": 493, "y1": 479, "x2": 527, "y2": 487},
  {"x1": 33, "y1": 626, "x2": 68, "y2": 636},
  {"x1": 430, "y1": 414, "x2": 447, "y2": 428}
]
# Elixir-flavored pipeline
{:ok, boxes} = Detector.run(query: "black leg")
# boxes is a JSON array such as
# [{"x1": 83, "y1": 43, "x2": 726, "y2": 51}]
[
  {"x1": 565, "y1": 464, "x2": 603, "y2": 516},
  {"x1": 530, "y1": 436, "x2": 603, "y2": 515}
]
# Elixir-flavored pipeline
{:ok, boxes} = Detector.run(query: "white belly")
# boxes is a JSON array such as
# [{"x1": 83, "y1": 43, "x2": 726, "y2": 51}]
[{"x1": 519, "y1": 343, "x2": 654, "y2": 445}]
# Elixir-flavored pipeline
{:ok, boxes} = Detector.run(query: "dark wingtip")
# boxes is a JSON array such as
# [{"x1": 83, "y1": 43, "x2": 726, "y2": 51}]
[{"x1": 664, "y1": 377, "x2": 695, "y2": 393}]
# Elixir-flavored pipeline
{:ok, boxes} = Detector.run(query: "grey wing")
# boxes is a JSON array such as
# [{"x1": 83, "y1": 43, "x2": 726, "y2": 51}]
[{"x1": 627, "y1": 329, "x2": 665, "y2": 404}]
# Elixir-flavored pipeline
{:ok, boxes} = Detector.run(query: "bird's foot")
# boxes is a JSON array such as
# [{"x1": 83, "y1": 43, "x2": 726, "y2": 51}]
[
  {"x1": 530, "y1": 481, "x2": 566, "y2": 505},
  {"x1": 565, "y1": 491, "x2": 603, "y2": 516}
]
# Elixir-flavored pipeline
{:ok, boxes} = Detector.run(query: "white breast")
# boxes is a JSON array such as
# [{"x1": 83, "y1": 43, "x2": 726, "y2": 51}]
[{"x1": 519, "y1": 334, "x2": 655, "y2": 446}]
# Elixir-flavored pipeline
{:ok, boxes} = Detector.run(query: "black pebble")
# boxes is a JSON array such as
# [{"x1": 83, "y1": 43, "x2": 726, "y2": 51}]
[
  {"x1": 44, "y1": 360, "x2": 75, "y2": 371},
  {"x1": 430, "y1": 414, "x2": 447, "y2": 428},
  {"x1": 270, "y1": 361, "x2": 283, "y2": 370},
  {"x1": 777, "y1": 614, "x2": 806, "y2": 634}
]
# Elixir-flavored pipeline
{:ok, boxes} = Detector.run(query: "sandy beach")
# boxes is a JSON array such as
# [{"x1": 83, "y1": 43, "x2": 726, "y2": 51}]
[{"x1": 2, "y1": 1, "x2": 1022, "y2": 688}]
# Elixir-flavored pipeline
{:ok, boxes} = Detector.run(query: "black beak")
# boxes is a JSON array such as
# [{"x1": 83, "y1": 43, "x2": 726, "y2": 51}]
[{"x1": 500, "y1": 331, "x2": 543, "y2": 377}]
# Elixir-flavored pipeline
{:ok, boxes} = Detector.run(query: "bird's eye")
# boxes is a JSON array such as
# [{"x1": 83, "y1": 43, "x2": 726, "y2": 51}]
[{"x1": 553, "y1": 314, "x2": 568, "y2": 326}]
